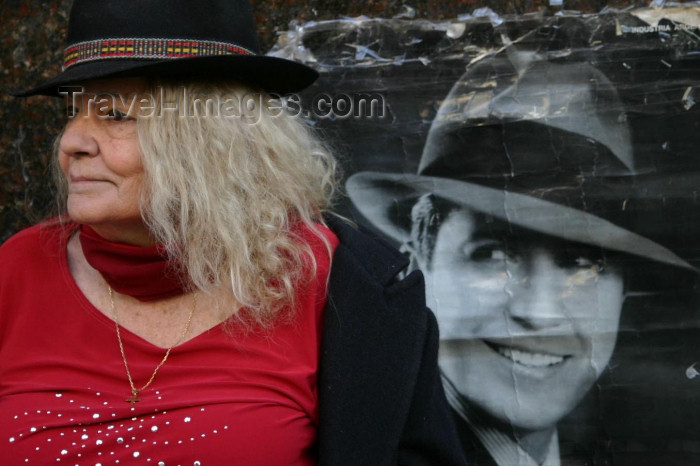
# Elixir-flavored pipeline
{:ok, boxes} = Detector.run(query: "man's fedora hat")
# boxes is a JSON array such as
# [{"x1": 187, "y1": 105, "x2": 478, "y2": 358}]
[
  {"x1": 10, "y1": 0, "x2": 318, "y2": 97},
  {"x1": 347, "y1": 52, "x2": 694, "y2": 271}
]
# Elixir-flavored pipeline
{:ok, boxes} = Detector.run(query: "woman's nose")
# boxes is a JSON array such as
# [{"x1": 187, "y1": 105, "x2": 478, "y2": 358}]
[
  {"x1": 59, "y1": 116, "x2": 99, "y2": 158},
  {"x1": 504, "y1": 249, "x2": 570, "y2": 330}
]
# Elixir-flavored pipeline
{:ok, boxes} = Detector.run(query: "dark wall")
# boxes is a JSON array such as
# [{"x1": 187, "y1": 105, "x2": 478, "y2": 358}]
[{"x1": 0, "y1": 0, "x2": 685, "y2": 241}]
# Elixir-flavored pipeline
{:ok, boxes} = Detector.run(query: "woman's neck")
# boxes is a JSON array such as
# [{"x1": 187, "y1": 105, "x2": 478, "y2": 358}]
[
  {"x1": 77, "y1": 224, "x2": 185, "y2": 302},
  {"x1": 87, "y1": 222, "x2": 156, "y2": 247}
]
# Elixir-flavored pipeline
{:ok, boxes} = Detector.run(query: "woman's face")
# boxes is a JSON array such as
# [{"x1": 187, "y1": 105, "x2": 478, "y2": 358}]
[
  {"x1": 422, "y1": 207, "x2": 624, "y2": 432},
  {"x1": 58, "y1": 77, "x2": 150, "y2": 245}
]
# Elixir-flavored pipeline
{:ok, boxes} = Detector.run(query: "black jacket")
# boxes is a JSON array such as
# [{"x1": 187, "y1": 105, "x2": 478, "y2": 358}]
[{"x1": 318, "y1": 217, "x2": 467, "y2": 466}]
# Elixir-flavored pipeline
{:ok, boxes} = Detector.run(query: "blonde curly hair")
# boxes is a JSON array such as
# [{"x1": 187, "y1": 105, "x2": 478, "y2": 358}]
[{"x1": 54, "y1": 79, "x2": 340, "y2": 327}]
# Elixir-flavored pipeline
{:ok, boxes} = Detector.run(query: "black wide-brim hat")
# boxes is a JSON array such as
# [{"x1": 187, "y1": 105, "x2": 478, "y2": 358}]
[
  {"x1": 10, "y1": 0, "x2": 318, "y2": 97},
  {"x1": 347, "y1": 53, "x2": 696, "y2": 273}
]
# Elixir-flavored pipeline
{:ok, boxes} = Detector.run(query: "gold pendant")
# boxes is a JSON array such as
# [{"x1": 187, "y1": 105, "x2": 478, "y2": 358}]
[{"x1": 126, "y1": 389, "x2": 140, "y2": 406}]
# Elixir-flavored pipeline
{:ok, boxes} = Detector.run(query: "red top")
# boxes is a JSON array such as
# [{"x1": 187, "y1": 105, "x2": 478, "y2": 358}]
[{"x1": 0, "y1": 222, "x2": 338, "y2": 465}]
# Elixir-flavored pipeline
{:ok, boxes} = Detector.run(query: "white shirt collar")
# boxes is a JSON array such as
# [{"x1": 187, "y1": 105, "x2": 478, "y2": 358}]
[{"x1": 443, "y1": 375, "x2": 561, "y2": 466}]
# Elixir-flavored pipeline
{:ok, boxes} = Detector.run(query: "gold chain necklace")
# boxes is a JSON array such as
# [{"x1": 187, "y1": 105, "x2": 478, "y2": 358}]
[{"x1": 108, "y1": 285, "x2": 196, "y2": 406}]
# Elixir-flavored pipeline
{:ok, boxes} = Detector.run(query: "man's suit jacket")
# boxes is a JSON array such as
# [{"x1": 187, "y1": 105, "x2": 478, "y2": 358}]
[{"x1": 318, "y1": 217, "x2": 467, "y2": 465}]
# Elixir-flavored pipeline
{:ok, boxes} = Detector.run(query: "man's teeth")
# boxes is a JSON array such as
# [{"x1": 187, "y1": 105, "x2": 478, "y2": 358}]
[{"x1": 495, "y1": 346, "x2": 565, "y2": 367}]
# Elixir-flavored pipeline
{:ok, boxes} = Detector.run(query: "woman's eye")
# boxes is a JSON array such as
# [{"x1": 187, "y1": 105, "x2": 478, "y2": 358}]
[{"x1": 106, "y1": 109, "x2": 133, "y2": 121}]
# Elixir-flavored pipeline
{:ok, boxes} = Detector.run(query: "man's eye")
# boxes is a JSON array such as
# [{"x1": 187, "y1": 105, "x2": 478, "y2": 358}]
[
  {"x1": 573, "y1": 256, "x2": 606, "y2": 272},
  {"x1": 467, "y1": 244, "x2": 514, "y2": 263}
]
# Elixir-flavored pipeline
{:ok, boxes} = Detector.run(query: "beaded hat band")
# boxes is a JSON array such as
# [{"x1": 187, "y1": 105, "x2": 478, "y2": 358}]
[
  {"x1": 11, "y1": 0, "x2": 318, "y2": 97},
  {"x1": 63, "y1": 38, "x2": 255, "y2": 71}
]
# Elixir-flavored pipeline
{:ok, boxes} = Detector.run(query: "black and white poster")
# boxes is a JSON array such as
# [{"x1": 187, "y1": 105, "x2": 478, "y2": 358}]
[{"x1": 274, "y1": 6, "x2": 700, "y2": 465}]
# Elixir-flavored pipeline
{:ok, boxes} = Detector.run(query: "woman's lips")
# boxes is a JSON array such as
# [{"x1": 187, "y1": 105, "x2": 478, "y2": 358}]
[
  {"x1": 484, "y1": 340, "x2": 571, "y2": 367},
  {"x1": 71, "y1": 175, "x2": 105, "y2": 182}
]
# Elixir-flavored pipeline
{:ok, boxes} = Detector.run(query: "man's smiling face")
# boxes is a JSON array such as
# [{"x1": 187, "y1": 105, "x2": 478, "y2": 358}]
[{"x1": 422, "y1": 207, "x2": 624, "y2": 432}]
